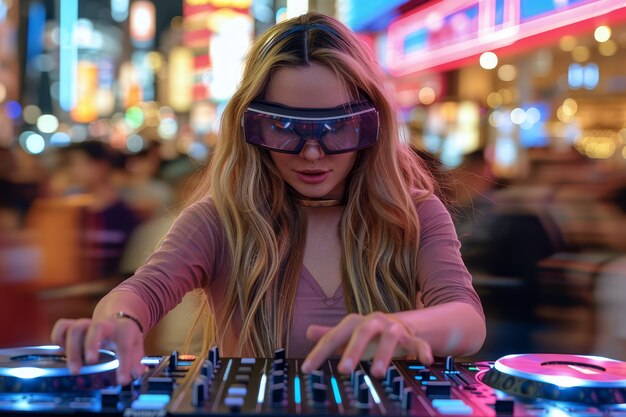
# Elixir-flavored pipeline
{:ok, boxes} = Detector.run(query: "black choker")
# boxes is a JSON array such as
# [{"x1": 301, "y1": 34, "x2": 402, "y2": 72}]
[{"x1": 295, "y1": 198, "x2": 343, "y2": 207}]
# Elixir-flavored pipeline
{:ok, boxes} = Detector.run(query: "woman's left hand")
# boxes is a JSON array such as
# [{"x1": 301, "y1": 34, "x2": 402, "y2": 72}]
[{"x1": 300, "y1": 312, "x2": 433, "y2": 378}]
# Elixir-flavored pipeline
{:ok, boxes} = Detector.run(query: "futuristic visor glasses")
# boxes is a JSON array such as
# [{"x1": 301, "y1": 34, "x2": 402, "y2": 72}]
[{"x1": 242, "y1": 100, "x2": 379, "y2": 154}]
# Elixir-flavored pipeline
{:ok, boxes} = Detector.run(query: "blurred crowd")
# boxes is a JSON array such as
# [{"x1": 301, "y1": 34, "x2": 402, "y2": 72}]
[
  {"x1": 1, "y1": 141, "x2": 626, "y2": 359},
  {"x1": 0, "y1": 140, "x2": 201, "y2": 346},
  {"x1": 445, "y1": 148, "x2": 626, "y2": 360}
]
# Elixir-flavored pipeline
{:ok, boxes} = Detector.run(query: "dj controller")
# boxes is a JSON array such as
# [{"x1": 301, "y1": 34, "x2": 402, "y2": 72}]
[{"x1": 1, "y1": 345, "x2": 626, "y2": 416}]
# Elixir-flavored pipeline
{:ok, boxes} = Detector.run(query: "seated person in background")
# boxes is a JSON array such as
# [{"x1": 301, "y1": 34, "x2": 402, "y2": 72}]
[
  {"x1": 52, "y1": 13, "x2": 485, "y2": 385},
  {"x1": 62, "y1": 140, "x2": 141, "y2": 279},
  {"x1": 120, "y1": 141, "x2": 174, "y2": 221}
]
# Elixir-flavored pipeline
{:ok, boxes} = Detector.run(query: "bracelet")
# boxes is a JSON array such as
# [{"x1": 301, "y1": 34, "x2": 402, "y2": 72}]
[{"x1": 113, "y1": 311, "x2": 144, "y2": 334}]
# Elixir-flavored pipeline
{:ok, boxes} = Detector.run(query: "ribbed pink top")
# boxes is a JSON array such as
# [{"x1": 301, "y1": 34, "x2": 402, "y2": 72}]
[{"x1": 111, "y1": 195, "x2": 484, "y2": 357}]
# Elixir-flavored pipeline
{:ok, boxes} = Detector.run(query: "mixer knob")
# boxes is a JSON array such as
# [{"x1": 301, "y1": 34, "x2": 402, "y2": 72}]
[
  {"x1": 356, "y1": 382, "x2": 369, "y2": 407},
  {"x1": 101, "y1": 386, "x2": 121, "y2": 408},
  {"x1": 402, "y1": 388, "x2": 413, "y2": 410},
  {"x1": 270, "y1": 370, "x2": 285, "y2": 385},
  {"x1": 426, "y1": 381, "x2": 451, "y2": 398},
  {"x1": 192, "y1": 375, "x2": 209, "y2": 406},
  {"x1": 309, "y1": 370, "x2": 324, "y2": 385},
  {"x1": 200, "y1": 360, "x2": 214, "y2": 378},
  {"x1": 391, "y1": 376, "x2": 404, "y2": 399},
  {"x1": 311, "y1": 382, "x2": 327, "y2": 405},
  {"x1": 418, "y1": 370, "x2": 431, "y2": 381},
  {"x1": 384, "y1": 366, "x2": 398, "y2": 386},
  {"x1": 519, "y1": 381, "x2": 536, "y2": 396},
  {"x1": 502, "y1": 377, "x2": 515, "y2": 390},
  {"x1": 494, "y1": 397, "x2": 515, "y2": 414},
  {"x1": 148, "y1": 376, "x2": 174, "y2": 394},
  {"x1": 274, "y1": 348, "x2": 286, "y2": 361},
  {"x1": 208, "y1": 346, "x2": 220, "y2": 369},
  {"x1": 270, "y1": 382, "x2": 285, "y2": 405},
  {"x1": 444, "y1": 356, "x2": 457, "y2": 374},
  {"x1": 169, "y1": 351, "x2": 179, "y2": 370},
  {"x1": 352, "y1": 370, "x2": 365, "y2": 393},
  {"x1": 273, "y1": 358, "x2": 285, "y2": 372},
  {"x1": 540, "y1": 384, "x2": 560, "y2": 400}
]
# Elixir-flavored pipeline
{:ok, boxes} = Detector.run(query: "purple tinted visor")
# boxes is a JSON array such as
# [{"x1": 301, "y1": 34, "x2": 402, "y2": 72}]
[{"x1": 242, "y1": 100, "x2": 379, "y2": 154}]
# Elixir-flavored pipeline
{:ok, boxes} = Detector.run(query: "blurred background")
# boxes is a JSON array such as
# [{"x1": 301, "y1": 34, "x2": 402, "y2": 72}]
[{"x1": 1, "y1": 0, "x2": 626, "y2": 361}]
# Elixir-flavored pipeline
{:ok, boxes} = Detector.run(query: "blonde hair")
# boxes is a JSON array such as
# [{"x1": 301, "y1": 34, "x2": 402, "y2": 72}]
[{"x1": 185, "y1": 12, "x2": 435, "y2": 357}]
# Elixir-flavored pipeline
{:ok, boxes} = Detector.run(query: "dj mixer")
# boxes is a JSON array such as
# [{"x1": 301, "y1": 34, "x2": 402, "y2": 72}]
[{"x1": 1, "y1": 345, "x2": 626, "y2": 416}]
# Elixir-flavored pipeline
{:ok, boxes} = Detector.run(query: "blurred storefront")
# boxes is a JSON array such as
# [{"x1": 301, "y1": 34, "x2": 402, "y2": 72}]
[{"x1": 375, "y1": 0, "x2": 626, "y2": 178}]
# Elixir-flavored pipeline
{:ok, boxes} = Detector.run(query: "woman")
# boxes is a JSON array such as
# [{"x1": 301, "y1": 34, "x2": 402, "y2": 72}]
[{"x1": 52, "y1": 12, "x2": 485, "y2": 386}]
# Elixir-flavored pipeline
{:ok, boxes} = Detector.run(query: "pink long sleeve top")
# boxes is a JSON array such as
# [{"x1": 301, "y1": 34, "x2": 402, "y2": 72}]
[{"x1": 110, "y1": 195, "x2": 484, "y2": 357}]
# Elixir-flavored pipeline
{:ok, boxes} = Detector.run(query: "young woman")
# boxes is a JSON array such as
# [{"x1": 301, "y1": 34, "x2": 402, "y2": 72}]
[{"x1": 51, "y1": 12, "x2": 486, "y2": 386}]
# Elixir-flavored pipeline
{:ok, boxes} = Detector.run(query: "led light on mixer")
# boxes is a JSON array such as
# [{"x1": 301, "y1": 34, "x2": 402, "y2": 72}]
[
  {"x1": 363, "y1": 375, "x2": 381, "y2": 404},
  {"x1": 331, "y1": 377, "x2": 342, "y2": 405},
  {"x1": 294, "y1": 376, "x2": 302, "y2": 404},
  {"x1": 257, "y1": 374, "x2": 267, "y2": 403},
  {"x1": 432, "y1": 399, "x2": 473, "y2": 415},
  {"x1": 222, "y1": 359, "x2": 233, "y2": 381},
  {"x1": 131, "y1": 394, "x2": 170, "y2": 410}
]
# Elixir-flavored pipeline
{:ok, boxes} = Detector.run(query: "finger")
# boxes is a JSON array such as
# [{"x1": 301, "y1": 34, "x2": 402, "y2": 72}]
[
  {"x1": 64, "y1": 319, "x2": 92, "y2": 374},
  {"x1": 51, "y1": 319, "x2": 71, "y2": 347},
  {"x1": 84, "y1": 321, "x2": 112, "y2": 364},
  {"x1": 302, "y1": 314, "x2": 360, "y2": 373},
  {"x1": 400, "y1": 336, "x2": 434, "y2": 365},
  {"x1": 114, "y1": 322, "x2": 143, "y2": 385},
  {"x1": 305, "y1": 324, "x2": 332, "y2": 342},
  {"x1": 339, "y1": 318, "x2": 385, "y2": 374},
  {"x1": 130, "y1": 340, "x2": 147, "y2": 378},
  {"x1": 370, "y1": 326, "x2": 404, "y2": 378}
]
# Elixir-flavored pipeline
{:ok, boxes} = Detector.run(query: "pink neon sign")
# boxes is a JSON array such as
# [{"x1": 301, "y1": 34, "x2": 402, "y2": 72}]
[{"x1": 386, "y1": 0, "x2": 626, "y2": 76}]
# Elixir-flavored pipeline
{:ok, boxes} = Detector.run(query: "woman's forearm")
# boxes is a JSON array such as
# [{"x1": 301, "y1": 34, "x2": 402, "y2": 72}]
[{"x1": 393, "y1": 301, "x2": 486, "y2": 357}]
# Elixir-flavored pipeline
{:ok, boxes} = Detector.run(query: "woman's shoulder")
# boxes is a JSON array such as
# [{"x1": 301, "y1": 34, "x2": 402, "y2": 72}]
[
  {"x1": 182, "y1": 197, "x2": 219, "y2": 217},
  {"x1": 174, "y1": 197, "x2": 224, "y2": 234},
  {"x1": 411, "y1": 188, "x2": 444, "y2": 209},
  {"x1": 410, "y1": 189, "x2": 453, "y2": 223}
]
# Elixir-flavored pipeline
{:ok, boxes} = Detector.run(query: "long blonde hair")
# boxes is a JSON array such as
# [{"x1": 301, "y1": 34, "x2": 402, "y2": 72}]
[{"x1": 186, "y1": 12, "x2": 435, "y2": 357}]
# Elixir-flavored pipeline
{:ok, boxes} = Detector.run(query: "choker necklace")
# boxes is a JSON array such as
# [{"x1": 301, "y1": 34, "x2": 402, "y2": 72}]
[{"x1": 294, "y1": 197, "x2": 343, "y2": 207}]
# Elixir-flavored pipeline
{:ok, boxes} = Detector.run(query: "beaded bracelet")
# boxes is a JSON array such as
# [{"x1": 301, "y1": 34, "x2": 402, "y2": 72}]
[{"x1": 113, "y1": 311, "x2": 144, "y2": 334}]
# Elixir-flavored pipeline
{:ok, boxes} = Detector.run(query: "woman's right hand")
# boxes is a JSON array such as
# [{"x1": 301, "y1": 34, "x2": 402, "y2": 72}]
[{"x1": 50, "y1": 316, "x2": 146, "y2": 385}]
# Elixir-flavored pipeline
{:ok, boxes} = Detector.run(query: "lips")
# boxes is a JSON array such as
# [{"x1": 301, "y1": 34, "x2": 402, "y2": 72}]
[{"x1": 295, "y1": 170, "x2": 330, "y2": 184}]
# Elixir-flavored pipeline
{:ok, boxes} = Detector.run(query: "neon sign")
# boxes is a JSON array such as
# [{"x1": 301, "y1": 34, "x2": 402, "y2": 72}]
[{"x1": 386, "y1": 0, "x2": 626, "y2": 76}]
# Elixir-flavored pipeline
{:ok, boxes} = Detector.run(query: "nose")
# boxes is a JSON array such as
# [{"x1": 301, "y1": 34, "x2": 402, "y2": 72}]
[{"x1": 299, "y1": 138, "x2": 325, "y2": 160}]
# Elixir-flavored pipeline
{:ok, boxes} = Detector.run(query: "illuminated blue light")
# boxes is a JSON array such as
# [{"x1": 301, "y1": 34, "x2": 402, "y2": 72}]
[
  {"x1": 6, "y1": 367, "x2": 48, "y2": 379},
  {"x1": 583, "y1": 63, "x2": 599, "y2": 90},
  {"x1": 0, "y1": 356, "x2": 118, "y2": 378},
  {"x1": 26, "y1": 2, "x2": 45, "y2": 63},
  {"x1": 363, "y1": 375, "x2": 381, "y2": 404},
  {"x1": 494, "y1": 137, "x2": 517, "y2": 167},
  {"x1": 408, "y1": 365, "x2": 426, "y2": 370},
  {"x1": 5, "y1": 100, "x2": 22, "y2": 119},
  {"x1": 0, "y1": 0, "x2": 7, "y2": 22},
  {"x1": 59, "y1": 0, "x2": 78, "y2": 111},
  {"x1": 132, "y1": 394, "x2": 171, "y2": 410},
  {"x1": 141, "y1": 357, "x2": 162, "y2": 365},
  {"x1": 433, "y1": 399, "x2": 473, "y2": 414},
  {"x1": 294, "y1": 375, "x2": 301, "y2": 404},
  {"x1": 568, "y1": 63, "x2": 583, "y2": 89},
  {"x1": 223, "y1": 359, "x2": 233, "y2": 381},
  {"x1": 257, "y1": 373, "x2": 267, "y2": 403},
  {"x1": 331, "y1": 376, "x2": 342, "y2": 405},
  {"x1": 111, "y1": 0, "x2": 129, "y2": 22},
  {"x1": 50, "y1": 132, "x2": 71, "y2": 147}
]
